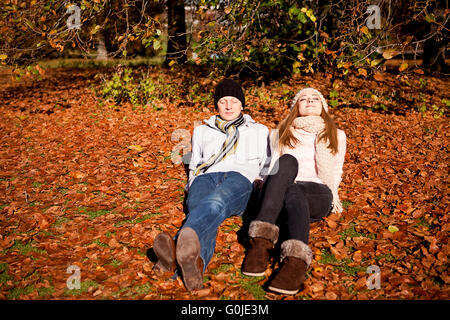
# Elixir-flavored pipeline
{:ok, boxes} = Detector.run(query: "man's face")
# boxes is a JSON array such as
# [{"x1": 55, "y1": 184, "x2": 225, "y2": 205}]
[{"x1": 217, "y1": 96, "x2": 242, "y2": 121}]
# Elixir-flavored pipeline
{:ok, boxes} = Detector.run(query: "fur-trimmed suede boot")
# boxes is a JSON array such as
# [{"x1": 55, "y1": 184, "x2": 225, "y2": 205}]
[
  {"x1": 241, "y1": 220, "x2": 279, "y2": 276},
  {"x1": 268, "y1": 239, "x2": 312, "y2": 295}
]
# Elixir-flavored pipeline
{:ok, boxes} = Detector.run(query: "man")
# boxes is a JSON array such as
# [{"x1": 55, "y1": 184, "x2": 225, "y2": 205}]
[{"x1": 152, "y1": 79, "x2": 270, "y2": 291}]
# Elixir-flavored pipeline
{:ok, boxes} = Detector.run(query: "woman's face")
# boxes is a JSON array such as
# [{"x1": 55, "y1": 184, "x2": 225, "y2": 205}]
[
  {"x1": 217, "y1": 96, "x2": 242, "y2": 121},
  {"x1": 297, "y1": 90, "x2": 323, "y2": 117}
]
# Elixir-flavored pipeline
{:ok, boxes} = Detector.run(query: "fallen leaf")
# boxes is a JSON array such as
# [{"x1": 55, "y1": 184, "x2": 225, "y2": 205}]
[
  {"x1": 325, "y1": 291, "x2": 338, "y2": 300},
  {"x1": 388, "y1": 225, "x2": 399, "y2": 233},
  {"x1": 195, "y1": 288, "x2": 211, "y2": 297},
  {"x1": 127, "y1": 145, "x2": 144, "y2": 152},
  {"x1": 373, "y1": 73, "x2": 384, "y2": 81},
  {"x1": 382, "y1": 48, "x2": 398, "y2": 59},
  {"x1": 399, "y1": 62, "x2": 408, "y2": 72},
  {"x1": 108, "y1": 238, "x2": 120, "y2": 248},
  {"x1": 358, "y1": 68, "x2": 367, "y2": 77},
  {"x1": 353, "y1": 250, "x2": 362, "y2": 262}
]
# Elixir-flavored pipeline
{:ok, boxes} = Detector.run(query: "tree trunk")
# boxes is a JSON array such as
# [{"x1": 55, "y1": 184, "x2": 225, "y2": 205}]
[
  {"x1": 165, "y1": 0, "x2": 187, "y2": 65},
  {"x1": 421, "y1": 2, "x2": 448, "y2": 74},
  {"x1": 422, "y1": 38, "x2": 446, "y2": 73},
  {"x1": 96, "y1": 32, "x2": 108, "y2": 60}
]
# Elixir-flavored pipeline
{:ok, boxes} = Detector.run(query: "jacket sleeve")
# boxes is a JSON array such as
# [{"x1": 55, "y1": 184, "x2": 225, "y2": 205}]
[
  {"x1": 333, "y1": 130, "x2": 347, "y2": 189},
  {"x1": 186, "y1": 126, "x2": 203, "y2": 190},
  {"x1": 257, "y1": 126, "x2": 271, "y2": 180},
  {"x1": 267, "y1": 129, "x2": 283, "y2": 179}
]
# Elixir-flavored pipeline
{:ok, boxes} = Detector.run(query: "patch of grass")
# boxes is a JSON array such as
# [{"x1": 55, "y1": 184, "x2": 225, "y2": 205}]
[
  {"x1": 334, "y1": 261, "x2": 365, "y2": 276},
  {"x1": 223, "y1": 223, "x2": 240, "y2": 233},
  {"x1": 105, "y1": 231, "x2": 116, "y2": 238},
  {"x1": 37, "y1": 286, "x2": 55, "y2": 297},
  {"x1": 129, "y1": 282, "x2": 153, "y2": 297},
  {"x1": 3, "y1": 240, "x2": 47, "y2": 255},
  {"x1": 211, "y1": 263, "x2": 234, "y2": 275},
  {"x1": 53, "y1": 216, "x2": 71, "y2": 227},
  {"x1": 28, "y1": 200, "x2": 40, "y2": 207},
  {"x1": 134, "y1": 249, "x2": 147, "y2": 257},
  {"x1": 338, "y1": 222, "x2": 376, "y2": 241},
  {"x1": 32, "y1": 181, "x2": 43, "y2": 188},
  {"x1": 106, "y1": 259, "x2": 122, "y2": 268},
  {"x1": 39, "y1": 57, "x2": 164, "y2": 70},
  {"x1": 320, "y1": 249, "x2": 339, "y2": 264},
  {"x1": 64, "y1": 280, "x2": 99, "y2": 296},
  {"x1": 415, "y1": 217, "x2": 431, "y2": 229},
  {"x1": 7, "y1": 285, "x2": 35, "y2": 299},
  {"x1": 114, "y1": 212, "x2": 162, "y2": 227},
  {"x1": 431, "y1": 276, "x2": 445, "y2": 287},
  {"x1": 319, "y1": 249, "x2": 365, "y2": 276},
  {"x1": 112, "y1": 287, "x2": 129, "y2": 298},
  {"x1": 347, "y1": 284, "x2": 357, "y2": 295},
  {"x1": 88, "y1": 239, "x2": 109, "y2": 248},
  {"x1": 77, "y1": 206, "x2": 113, "y2": 220},
  {"x1": 0, "y1": 263, "x2": 13, "y2": 284},
  {"x1": 237, "y1": 272, "x2": 266, "y2": 300},
  {"x1": 36, "y1": 230, "x2": 56, "y2": 237},
  {"x1": 374, "y1": 253, "x2": 396, "y2": 262},
  {"x1": 341, "y1": 200, "x2": 353, "y2": 209}
]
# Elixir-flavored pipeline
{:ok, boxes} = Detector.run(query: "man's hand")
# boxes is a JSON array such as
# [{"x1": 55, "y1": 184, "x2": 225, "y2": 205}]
[{"x1": 253, "y1": 179, "x2": 264, "y2": 190}]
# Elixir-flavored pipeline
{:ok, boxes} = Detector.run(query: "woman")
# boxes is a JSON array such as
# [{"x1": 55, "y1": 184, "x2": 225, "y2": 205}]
[
  {"x1": 241, "y1": 87, "x2": 347, "y2": 295},
  {"x1": 152, "y1": 79, "x2": 270, "y2": 291}
]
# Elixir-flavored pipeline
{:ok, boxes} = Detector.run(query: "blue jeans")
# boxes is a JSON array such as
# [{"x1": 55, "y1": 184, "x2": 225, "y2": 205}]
[{"x1": 177, "y1": 171, "x2": 252, "y2": 271}]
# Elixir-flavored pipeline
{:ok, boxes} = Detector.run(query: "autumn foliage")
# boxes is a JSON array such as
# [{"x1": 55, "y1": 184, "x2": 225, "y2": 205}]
[{"x1": 0, "y1": 66, "x2": 448, "y2": 300}]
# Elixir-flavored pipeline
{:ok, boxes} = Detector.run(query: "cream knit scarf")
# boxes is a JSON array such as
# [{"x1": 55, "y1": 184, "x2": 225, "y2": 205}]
[{"x1": 287, "y1": 115, "x2": 343, "y2": 213}]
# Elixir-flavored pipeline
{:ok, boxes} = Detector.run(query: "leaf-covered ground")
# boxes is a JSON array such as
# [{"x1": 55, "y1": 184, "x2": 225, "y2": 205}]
[{"x1": 0, "y1": 66, "x2": 448, "y2": 300}]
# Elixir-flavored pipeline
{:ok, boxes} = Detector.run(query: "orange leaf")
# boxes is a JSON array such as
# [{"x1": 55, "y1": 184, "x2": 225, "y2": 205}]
[
  {"x1": 399, "y1": 62, "x2": 408, "y2": 72},
  {"x1": 358, "y1": 68, "x2": 367, "y2": 77},
  {"x1": 373, "y1": 73, "x2": 384, "y2": 81},
  {"x1": 382, "y1": 48, "x2": 397, "y2": 59}
]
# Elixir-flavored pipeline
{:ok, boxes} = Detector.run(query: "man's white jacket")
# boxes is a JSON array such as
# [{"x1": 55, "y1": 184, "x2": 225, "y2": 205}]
[{"x1": 187, "y1": 114, "x2": 271, "y2": 189}]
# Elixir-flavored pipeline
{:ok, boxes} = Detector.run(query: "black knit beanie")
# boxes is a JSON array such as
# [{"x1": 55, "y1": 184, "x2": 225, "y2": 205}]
[{"x1": 213, "y1": 79, "x2": 245, "y2": 110}]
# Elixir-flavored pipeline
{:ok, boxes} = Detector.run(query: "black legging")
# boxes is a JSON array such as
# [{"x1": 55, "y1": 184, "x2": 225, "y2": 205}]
[{"x1": 256, "y1": 154, "x2": 333, "y2": 243}]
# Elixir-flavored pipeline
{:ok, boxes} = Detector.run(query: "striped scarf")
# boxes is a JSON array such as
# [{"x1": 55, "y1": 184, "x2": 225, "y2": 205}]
[{"x1": 193, "y1": 113, "x2": 245, "y2": 176}]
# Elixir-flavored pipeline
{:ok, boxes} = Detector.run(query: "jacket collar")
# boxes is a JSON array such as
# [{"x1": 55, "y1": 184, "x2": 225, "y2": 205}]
[{"x1": 204, "y1": 114, "x2": 255, "y2": 130}]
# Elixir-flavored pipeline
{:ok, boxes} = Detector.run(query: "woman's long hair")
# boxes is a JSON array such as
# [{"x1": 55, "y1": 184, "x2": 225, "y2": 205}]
[{"x1": 278, "y1": 101, "x2": 339, "y2": 154}]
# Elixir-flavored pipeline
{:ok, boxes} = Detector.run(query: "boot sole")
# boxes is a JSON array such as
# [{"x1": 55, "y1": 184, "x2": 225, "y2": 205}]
[
  {"x1": 242, "y1": 271, "x2": 266, "y2": 277},
  {"x1": 153, "y1": 232, "x2": 176, "y2": 272},
  {"x1": 176, "y1": 227, "x2": 203, "y2": 291},
  {"x1": 268, "y1": 285, "x2": 300, "y2": 295}
]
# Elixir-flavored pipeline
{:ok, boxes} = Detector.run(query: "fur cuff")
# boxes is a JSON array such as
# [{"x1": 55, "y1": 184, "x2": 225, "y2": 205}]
[
  {"x1": 280, "y1": 239, "x2": 313, "y2": 267},
  {"x1": 248, "y1": 220, "x2": 279, "y2": 244}
]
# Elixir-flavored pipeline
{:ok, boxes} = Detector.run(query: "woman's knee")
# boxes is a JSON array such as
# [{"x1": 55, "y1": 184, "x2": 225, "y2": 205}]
[
  {"x1": 279, "y1": 154, "x2": 298, "y2": 167},
  {"x1": 271, "y1": 154, "x2": 298, "y2": 177}
]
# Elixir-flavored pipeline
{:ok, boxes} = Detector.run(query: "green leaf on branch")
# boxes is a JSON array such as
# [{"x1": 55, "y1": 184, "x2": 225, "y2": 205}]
[
  {"x1": 153, "y1": 40, "x2": 161, "y2": 50},
  {"x1": 306, "y1": 9, "x2": 316, "y2": 22},
  {"x1": 298, "y1": 12, "x2": 307, "y2": 24}
]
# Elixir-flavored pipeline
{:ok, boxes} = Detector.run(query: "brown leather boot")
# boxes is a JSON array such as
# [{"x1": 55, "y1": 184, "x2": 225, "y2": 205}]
[
  {"x1": 176, "y1": 227, "x2": 204, "y2": 291},
  {"x1": 241, "y1": 220, "x2": 279, "y2": 277},
  {"x1": 268, "y1": 239, "x2": 312, "y2": 295},
  {"x1": 153, "y1": 232, "x2": 176, "y2": 273}
]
